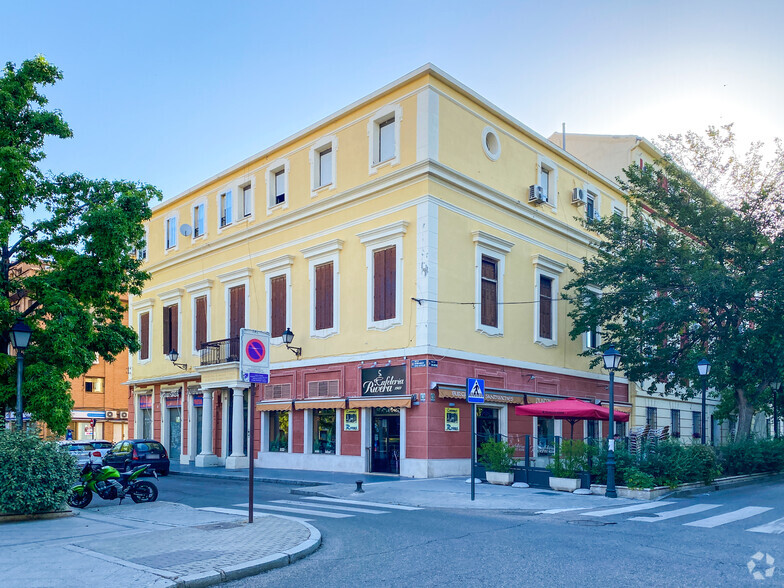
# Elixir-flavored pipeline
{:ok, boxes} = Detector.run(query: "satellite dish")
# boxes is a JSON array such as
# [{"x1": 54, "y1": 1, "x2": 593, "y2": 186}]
[{"x1": 179, "y1": 224, "x2": 193, "y2": 237}]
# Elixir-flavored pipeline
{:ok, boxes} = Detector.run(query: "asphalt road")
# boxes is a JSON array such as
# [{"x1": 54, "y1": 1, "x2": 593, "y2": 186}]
[{"x1": 151, "y1": 475, "x2": 783, "y2": 587}]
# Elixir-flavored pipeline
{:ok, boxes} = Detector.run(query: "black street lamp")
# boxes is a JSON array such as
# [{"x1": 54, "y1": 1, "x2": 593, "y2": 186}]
[
  {"x1": 697, "y1": 358, "x2": 711, "y2": 445},
  {"x1": 603, "y1": 345, "x2": 621, "y2": 499},
  {"x1": 772, "y1": 381, "x2": 781, "y2": 439},
  {"x1": 281, "y1": 328, "x2": 302, "y2": 358},
  {"x1": 167, "y1": 348, "x2": 188, "y2": 370},
  {"x1": 9, "y1": 320, "x2": 32, "y2": 430}
]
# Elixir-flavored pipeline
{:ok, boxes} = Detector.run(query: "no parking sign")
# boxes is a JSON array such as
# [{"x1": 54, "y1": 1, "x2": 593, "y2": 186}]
[{"x1": 240, "y1": 328, "x2": 271, "y2": 383}]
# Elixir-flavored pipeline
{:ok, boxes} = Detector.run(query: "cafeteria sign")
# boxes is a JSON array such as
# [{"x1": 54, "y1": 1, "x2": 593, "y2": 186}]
[{"x1": 361, "y1": 365, "x2": 406, "y2": 396}]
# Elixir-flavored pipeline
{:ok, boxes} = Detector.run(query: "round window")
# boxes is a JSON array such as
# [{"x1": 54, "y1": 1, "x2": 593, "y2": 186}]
[{"x1": 482, "y1": 127, "x2": 501, "y2": 161}]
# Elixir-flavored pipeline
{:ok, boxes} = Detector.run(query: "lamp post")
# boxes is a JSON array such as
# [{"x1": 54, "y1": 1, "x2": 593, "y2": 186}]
[
  {"x1": 603, "y1": 345, "x2": 621, "y2": 499},
  {"x1": 697, "y1": 359, "x2": 711, "y2": 445},
  {"x1": 772, "y1": 382, "x2": 781, "y2": 439},
  {"x1": 9, "y1": 320, "x2": 32, "y2": 430},
  {"x1": 281, "y1": 328, "x2": 302, "y2": 358},
  {"x1": 167, "y1": 348, "x2": 188, "y2": 370}
]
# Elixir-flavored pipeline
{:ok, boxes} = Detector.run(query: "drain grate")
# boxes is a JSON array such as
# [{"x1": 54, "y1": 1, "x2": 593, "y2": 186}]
[{"x1": 567, "y1": 519, "x2": 616, "y2": 526}]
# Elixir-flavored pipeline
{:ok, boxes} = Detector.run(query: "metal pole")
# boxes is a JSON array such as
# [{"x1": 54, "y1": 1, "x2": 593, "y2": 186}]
[
  {"x1": 606, "y1": 369, "x2": 617, "y2": 498},
  {"x1": 701, "y1": 375, "x2": 707, "y2": 445},
  {"x1": 248, "y1": 382, "x2": 255, "y2": 523},
  {"x1": 774, "y1": 385, "x2": 779, "y2": 439},
  {"x1": 15, "y1": 353, "x2": 24, "y2": 430},
  {"x1": 470, "y1": 403, "x2": 475, "y2": 501}
]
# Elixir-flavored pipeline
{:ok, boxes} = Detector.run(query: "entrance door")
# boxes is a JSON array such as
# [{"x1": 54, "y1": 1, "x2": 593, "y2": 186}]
[
  {"x1": 195, "y1": 406, "x2": 203, "y2": 454},
  {"x1": 142, "y1": 409, "x2": 152, "y2": 438},
  {"x1": 371, "y1": 408, "x2": 400, "y2": 474},
  {"x1": 167, "y1": 407, "x2": 181, "y2": 460},
  {"x1": 476, "y1": 407, "x2": 500, "y2": 445}
]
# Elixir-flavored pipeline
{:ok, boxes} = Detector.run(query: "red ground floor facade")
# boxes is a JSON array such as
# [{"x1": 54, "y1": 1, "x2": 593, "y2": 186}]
[{"x1": 128, "y1": 354, "x2": 629, "y2": 478}]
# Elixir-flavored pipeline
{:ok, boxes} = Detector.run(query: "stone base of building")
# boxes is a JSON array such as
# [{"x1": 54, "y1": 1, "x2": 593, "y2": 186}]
[
  {"x1": 402, "y1": 458, "x2": 469, "y2": 478},
  {"x1": 225, "y1": 455, "x2": 249, "y2": 469},
  {"x1": 179, "y1": 455, "x2": 192, "y2": 465},
  {"x1": 256, "y1": 451, "x2": 365, "y2": 473},
  {"x1": 195, "y1": 452, "x2": 220, "y2": 467}
]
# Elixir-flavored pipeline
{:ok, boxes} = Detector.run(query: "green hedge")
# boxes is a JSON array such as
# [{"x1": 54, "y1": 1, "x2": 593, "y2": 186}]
[
  {"x1": 716, "y1": 439, "x2": 784, "y2": 476},
  {"x1": 0, "y1": 429, "x2": 78, "y2": 514}
]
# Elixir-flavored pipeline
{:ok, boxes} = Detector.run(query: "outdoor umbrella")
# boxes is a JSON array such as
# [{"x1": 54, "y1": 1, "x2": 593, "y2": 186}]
[{"x1": 514, "y1": 397, "x2": 630, "y2": 439}]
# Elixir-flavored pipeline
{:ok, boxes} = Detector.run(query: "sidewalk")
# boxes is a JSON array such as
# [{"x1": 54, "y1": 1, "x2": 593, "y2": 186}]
[{"x1": 0, "y1": 501, "x2": 320, "y2": 588}]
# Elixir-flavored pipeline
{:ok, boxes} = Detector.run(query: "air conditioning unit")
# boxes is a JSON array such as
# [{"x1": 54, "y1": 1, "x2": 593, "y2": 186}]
[
  {"x1": 119, "y1": 411, "x2": 128, "y2": 419},
  {"x1": 105, "y1": 410, "x2": 115, "y2": 419},
  {"x1": 528, "y1": 185, "x2": 548, "y2": 204},
  {"x1": 572, "y1": 188, "x2": 586, "y2": 205}
]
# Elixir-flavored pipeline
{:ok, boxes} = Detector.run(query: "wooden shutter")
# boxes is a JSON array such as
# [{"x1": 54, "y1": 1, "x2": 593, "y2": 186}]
[
  {"x1": 315, "y1": 262, "x2": 333, "y2": 330},
  {"x1": 163, "y1": 305, "x2": 171, "y2": 354},
  {"x1": 481, "y1": 256, "x2": 498, "y2": 327},
  {"x1": 373, "y1": 246, "x2": 396, "y2": 321},
  {"x1": 229, "y1": 285, "x2": 245, "y2": 339},
  {"x1": 539, "y1": 276, "x2": 552, "y2": 339},
  {"x1": 140, "y1": 312, "x2": 149, "y2": 360},
  {"x1": 171, "y1": 304, "x2": 178, "y2": 352},
  {"x1": 264, "y1": 383, "x2": 291, "y2": 400},
  {"x1": 270, "y1": 275, "x2": 286, "y2": 338},
  {"x1": 308, "y1": 380, "x2": 339, "y2": 397},
  {"x1": 195, "y1": 296, "x2": 207, "y2": 350}
]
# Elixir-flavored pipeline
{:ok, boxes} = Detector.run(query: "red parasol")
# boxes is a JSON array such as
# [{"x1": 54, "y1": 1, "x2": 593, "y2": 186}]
[{"x1": 515, "y1": 397, "x2": 629, "y2": 438}]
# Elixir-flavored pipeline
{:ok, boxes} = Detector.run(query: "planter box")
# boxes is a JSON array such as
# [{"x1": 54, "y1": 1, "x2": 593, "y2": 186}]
[
  {"x1": 486, "y1": 471, "x2": 514, "y2": 486},
  {"x1": 549, "y1": 476, "x2": 581, "y2": 492},
  {"x1": 591, "y1": 471, "x2": 784, "y2": 499}
]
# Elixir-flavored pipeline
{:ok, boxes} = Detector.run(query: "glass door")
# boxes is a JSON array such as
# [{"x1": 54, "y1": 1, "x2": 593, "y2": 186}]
[{"x1": 371, "y1": 408, "x2": 401, "y2": 474}]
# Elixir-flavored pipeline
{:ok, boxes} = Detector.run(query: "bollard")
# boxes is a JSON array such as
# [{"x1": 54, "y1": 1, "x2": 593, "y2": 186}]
[{"x1": 355, "y1": 480, "x2": 364, "y2": 493}]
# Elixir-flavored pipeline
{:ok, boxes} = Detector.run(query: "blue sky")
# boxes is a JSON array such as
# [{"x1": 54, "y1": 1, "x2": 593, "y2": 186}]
[{"x1": 3, "y1": 0, "x2": 783, "y2": 200}]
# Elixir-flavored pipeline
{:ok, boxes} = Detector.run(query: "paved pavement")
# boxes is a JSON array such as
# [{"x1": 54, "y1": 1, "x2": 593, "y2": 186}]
[{"x1": 0, "y1": 501, "x2": 320, "y2": 587}]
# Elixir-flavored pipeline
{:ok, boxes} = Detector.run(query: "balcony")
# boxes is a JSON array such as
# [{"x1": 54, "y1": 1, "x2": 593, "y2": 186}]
[{"x1": 200, "y1": 337, "x2": 240, "y2": 366}]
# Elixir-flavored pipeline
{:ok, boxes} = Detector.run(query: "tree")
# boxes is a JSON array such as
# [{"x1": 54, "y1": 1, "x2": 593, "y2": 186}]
[
  {"x1": 0, "y1": 56, "x2": 160, "y2": 433},
  {"x1": 565, "y1": 130, "x2": 784, "y2": 440}
]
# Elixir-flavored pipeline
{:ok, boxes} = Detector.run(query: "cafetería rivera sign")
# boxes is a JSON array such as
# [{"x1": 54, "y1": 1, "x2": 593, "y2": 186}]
[{"x1": 361, "y1": 366, "x2": 406, "y2": 396}]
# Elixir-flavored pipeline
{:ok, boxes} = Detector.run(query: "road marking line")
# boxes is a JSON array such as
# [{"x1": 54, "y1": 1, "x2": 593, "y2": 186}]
[
  {"x1": 581, "y1": 502, "x2": 676, "y2": 517},
  {"x1": 234, "y1": 503, "x2": 353, "y2": 518},
  {"x1": 301, "y1": 496, "x2": 422, "y2": 510},
  {"x1": 685, "y1": 506, "x2": 773, "y2": 528},
  {"x1": 271, "y1": 500, "x2": 388, "y2": 514},
  {"x1": 198, "y1": 506, "x2": 314, "y2": 523},
  {"x1": 537, "y1": 508, "x2": 590, "y2": 514},
  {"x1": 748, "y1": 516, "x2": 784, "y2": 535},
  {"x1": 630, "y1": 504, "x2": 721, "y2": 522}
]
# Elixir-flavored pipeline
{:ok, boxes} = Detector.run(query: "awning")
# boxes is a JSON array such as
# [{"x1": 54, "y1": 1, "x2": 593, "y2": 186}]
[
  {"x1": 256, "y1": 401, "x2": 293, "y2": 412},
  {"x1": 600, "y1": 402, "x2": 632, "y2": 414},
  {"x1": 348, "y1": 396, "x2": 412, "y2": 409},
  {"x1": 436, "y1": 385, "x2": 525, "y2": 405},
  {"x1": 294, "y1": 398, "x2": 347, "y2": 410}
]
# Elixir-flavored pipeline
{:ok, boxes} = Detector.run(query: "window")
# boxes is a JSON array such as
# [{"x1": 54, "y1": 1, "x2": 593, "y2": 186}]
[
  {"x1": 194, "y1": 295, "x2": 207, "y2": 351},
  {"x1": 270, "y1": 275, "x2": 286, "y2": 338},
  {"x1": 539, "y1": 276, "x2": 553, "y2": 339},
  {"x1": 482, "y1": 127, "x2": 501, "y2": 161},
  {"x1": 314, "y1": 262, "x2": 333, "y2": 331},
  {"x1": 85, "y1": 377, "x2": 104, "y2": 394},
  {"x1": 540, "y1": 168, "x2": 549, "y2": 197},
  {"x1": 476, "y1": 407, "x2": 500, "y2": 444},
  {"x1": 537, "y1": 417, "x2": 555, "y2": 455},
  {"x1": 193, "y1": 203, "x2": 205, "y2": 238},
  {"x1": 163, "y1": 304, "x2": 178, "y2": 354},
  {"x1": 136, "y1": 228, "x2": 148, "y2": 260},
  {"x1": 267, "y1": 161, "x2": 290, "y2": 209},
  {"x1": 220, "y1": 191, "x2": 232, "y2": 227},
  {"x1": 671, "y1": 409, "x2": 681, "y2": 437},
  {"x1": 242, "y1": 184, "x2": 252, "y2": 218},
  {"x1": 139, "y1": 311, "x2": 150, "y2": 361},
  {"x1": 586, "y1": 193, "x2": 595, "y2": 220},
  {"x1": 692, "y1": 411, "x2": 701, "y2": 439},
  {"x1": 302, "y1": 239, "x2": 342, "y2": 337},
  {"x1": 646, "y1": 407, "x2": 658, "y2": 427},
  {"x1": 537, "y1": 155, "x2": 558, "y2": 205},
  {"x1": 310, "y1": 137, "x2": 337, "y2": 193},
  {"x1": 228, "y1": 285, "x2": 246, "y2": 340},
  {"x1": 269, "y1": 411, "x2": 288, "y2": 452},
  {"x1": 533, "y1": 254, "x2": 564, "y2": 345},
  {"x1": 312, "y1": 409, "x2": 336, "y2": 454},
  {"x1": 481, "y1": 255, "x2": 498, "y2": 328},
  {"x1": 616, "y1": 420, "x2": 627, "y2": 438},
  {"x1": 586, "y1": 419, "x2": 598, "y2": 441},
  {"x1": 359, "y1": 222, "x2": 407, "y2": 330},
  {"x1": 378, "y1": 117, "x2": 395, "y2": 163},
  {"x1": 258, "y1": 255, "x2": 294, "y2": 343},
  {"x1": 274, "y1": 170, "x2": 285, "y2": 205},
  {"x1": 165, "y1": 217, "x2": 176, "y2": 250},
  {"x1": 373, "y1": 246, "x2": 396, "y2": 322},
  {"x1": 586, "y1": 324, "x2": 599, "y2": 349},
  {"x1": 318, "y1": 147, "x2": 332, "y2": 187},
  {"x1": 368, "y1": 104, "x2": 401, "y2": 171}
]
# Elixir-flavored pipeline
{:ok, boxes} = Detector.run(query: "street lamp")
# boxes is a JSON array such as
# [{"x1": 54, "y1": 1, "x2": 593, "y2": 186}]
[
  {"x1": 281, "y1": 328, "x2": 302, "y2": 358},
  {"x1": 772, "y1": 381, "x2": 781, "y2": 439},
  {"x1": 697, "y1": 358, "x2": 711, "y2": 445},
  {"x1": 602, "y1": 345, "x2": 621, "y2": 499},
  {"x1": 9, "y1": 320, "x2": 32, "y2": 430},
  {"x1": 167, "y1": 348, "x2": 188, "y2": 370}
]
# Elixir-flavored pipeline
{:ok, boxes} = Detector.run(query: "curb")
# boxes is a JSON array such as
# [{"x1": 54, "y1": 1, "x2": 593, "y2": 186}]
[
  {"x1": 170, "y1": 521, "x2": 322, "y2": 587},
  {"x1": 661, "y1": 471, "x2": 784, "y2": 500},
  {"x1": 0, "y1": 509, "x2": 75, "y2": 523},
  {"x1": 169, "y1": 470, "x2": 324, "y2": 487}
]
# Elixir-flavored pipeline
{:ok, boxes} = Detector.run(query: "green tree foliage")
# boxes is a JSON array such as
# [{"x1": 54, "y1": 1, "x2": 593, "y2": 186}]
[
  {"x1": 565, "y1": 129, "x2": 784, "y2": 439},
  {"x1": 0, "y1": 56, "x2": 160, "y2": 432}
]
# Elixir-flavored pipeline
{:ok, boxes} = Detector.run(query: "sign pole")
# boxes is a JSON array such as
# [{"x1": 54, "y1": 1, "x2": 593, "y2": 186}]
[
  {"x1": 471, "y1": 402, "x2": 475, "y2": 501},
  {"x1": 248, "y1": 381, "x2": 255, "y2": 523}
]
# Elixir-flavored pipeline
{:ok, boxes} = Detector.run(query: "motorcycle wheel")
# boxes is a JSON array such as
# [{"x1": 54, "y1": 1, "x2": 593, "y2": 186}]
[
  {"x1": 67, "y1": 487, "x2": 93, "y2": 509},
  {"x1": 130, "y1": 480, "x2": 158, "y2": 503}
]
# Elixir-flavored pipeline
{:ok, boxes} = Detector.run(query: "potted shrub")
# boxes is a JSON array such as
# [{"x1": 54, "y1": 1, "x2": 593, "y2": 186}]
[
  {"x1": 547, "y1": 440, "x2": 586, "y2": 492},
  {"x1": 477, "y1": 439, "x2": 516, "y2": 485}
]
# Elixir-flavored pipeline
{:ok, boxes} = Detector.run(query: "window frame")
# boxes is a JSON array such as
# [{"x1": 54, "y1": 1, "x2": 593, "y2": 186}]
[
  {"x1": 185, "y1": 279, "x2": 213, "y2": 357},
  {"x1": 218, "y1": 189, "x2": 233, "y2": 229},
  {"x1": 368, "y1": 103, "x2": 402, "y2": 173},
  {"x1": 582, "y1": 287, "x2": 602, "y2": 351},
  {"x1": 240, "y1": 181, "x2": 253, "y2": 219},
  {"x1": 266, "y1": 159, "x2": 290, "y2": 211},
  {"x1": 537, "y1": 154, "x2": 558, "y2": 208},
  {"x1": 192, "y1": 199, "x2": 206, "y2": 240},
  {"x1": 583, "y1": 182, "x2": 601, "y2": 222},
  {"x1": 671, "y1": 408, "x2": 681, "y2": 437},
  {"x1": 164, "y1": 214, "x2": 178, "y2": 252},
  {"x1": 532, "y1": 254, "x2": 565, "y2": 346},
  {"x1": 310, "y1": 136, "x2": 337, "y2": 195},
  {"x1": 472, "y1": 231, "x2": 513, "y2": 337},
  {"x1": 302, "y1": 239, "x2": 343, "y2": 339},
  {"x1": 646, "y1": 406, "x2": 658, "y2": 427},
  {"x1": 358, "y1": 222, "x2": 408, "y2": 331},
  {"x1": 218, "y1": 269, "x2": 251, "y2": 340},
  {"x1": 258, "y1": 255, "x2": 294, "y2": 345}
]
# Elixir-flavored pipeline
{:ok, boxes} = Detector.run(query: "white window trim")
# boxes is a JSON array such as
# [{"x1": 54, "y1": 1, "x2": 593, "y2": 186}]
[
  {"x1": 473, "y1": 231, "x2": 514, "y2": 337},
  {"x1": 582, "y1": 287, "x2": 603, "y2": 352},
  {"x1": 134, "y1": 298, "x2": 154, "y2": 365},
  {"x1": 367, "y1": 103, "x2": 402, "y2": 174},
  {"x1": 538, "y1": 154, "x2": 559, "y2": 209},
  {"x1": 302, "y1": 239, "x2": 343, "y2": 339},
  {"x1": 216, "y1": 187, "x2": 234, "y2": 232},
  {"x1": 309, "y1": 135, "x2": 337, "y2": 196},
  {"x1": 266, "y1": 159, "x2": 290, "y2": 212},
  {"x1": 191, "y1": 197, "x2": 207, "y2": 241},
  {"x1": 185, "y1": 279, "x2": 214, "y2": 357},
  {"x1": 159, "y1": 288, "x2": 184, "y2": 358},
  {"x1": 258, "y1": 255, "x2": 295, "y2": 345},
  {"x1": 218, "y1": 269, "x2": 252, "y2": 340},
  {"x1": 164, "y1": 213, "x2": 179, "y2": 253},
  {"x1": 237, "y1": 176, "x2": 256, "y2": 222},
  {"x1": 358, "y1": 222, "x2": 408, "y2": 331},
  {"x1": 583, "y1": 182, "x2": 601, "y2": 221},
  {"x1": 532, "y1": 254, "x2": 565, "y2": 347}
]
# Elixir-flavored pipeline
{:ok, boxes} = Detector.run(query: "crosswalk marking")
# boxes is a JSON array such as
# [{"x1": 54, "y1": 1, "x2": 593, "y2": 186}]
[
  {"x1": 748, "y1": 516, "x2": 784, "y2": 535},
  {"x1": 235, "y1": 502, "x2": 352, "y2": 518},
  {"x1": 198, "y1": 506, "x2": 314, "y2": 524},
  {"x1": 581, "y1": 502, "x2": 676, "y2": 517},
  {"x1": 684, "y1": 506, "x2": 773, "y2": 528},
  {"x1": 630, "y1": 504, "x2": 721, "y2": 522},
  {"x1": 271, "y1": 500, "x2": 388, "y2": 514},
  {"x1": 301, "y1": 497, "x2": 422, "y2": 511}
]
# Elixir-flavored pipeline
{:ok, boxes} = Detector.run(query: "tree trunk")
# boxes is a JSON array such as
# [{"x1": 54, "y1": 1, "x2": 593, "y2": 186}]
[{"x1": 735, "y1": 388, "x2": 755, "y2": 440}]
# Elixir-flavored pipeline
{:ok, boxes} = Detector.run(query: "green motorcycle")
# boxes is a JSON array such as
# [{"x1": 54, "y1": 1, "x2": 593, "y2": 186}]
[{"x1": 67, "y1": 462, "x2": 158, "y2": 508}]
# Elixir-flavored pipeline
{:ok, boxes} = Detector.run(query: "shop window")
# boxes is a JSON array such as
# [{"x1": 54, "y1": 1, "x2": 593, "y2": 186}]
[
  {"x1": 537, "y1": 417, "x2": 555, "y2": 455},
  {"x1": 476, "y1": 407, "x2": 499, "y2": 444},
  {"x1": 85, "y1": 377, "x2": 104, "y2": 394},
  {"x1": 586, "y1": 419, "x2": 598, "y2": 441},
  {"x1": 269, "y1": 410, "x2": 289, "y2": 452},
  {"x1": 312, "y1": 408, "x2": 336, "y2": 454}
]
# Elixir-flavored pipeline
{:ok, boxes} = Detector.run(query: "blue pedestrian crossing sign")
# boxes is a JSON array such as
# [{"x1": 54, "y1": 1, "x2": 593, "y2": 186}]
[{"x1": 466, "y1": 378, "x2": 485, "y2": 403}]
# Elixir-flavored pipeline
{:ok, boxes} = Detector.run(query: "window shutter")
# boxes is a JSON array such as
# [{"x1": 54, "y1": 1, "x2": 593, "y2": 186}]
[
  {"x1": 264, "y1": 383, "x2": 291, "y2": 400},
  {"x1": 230, "y1": 285, "x2": 245, "y2": 339},
  {"x1": 195, "y1": 296, "x2": 207, "y2": 351},
  {"x1": 384, "y1": 246, "x2": 395, "y2": 320},
  {"x1": 539, "y1": 276, "x2": 552, "y2": 339},
  {"x1": 171, "y1": 304, "x2": 178, "y2": 352},
  {"x1": 163, "y1": 306, "x2": 171, "y2": 354},
  {"x1": 315, "y1": 262, "x2": 333, "y2": 330},
  {"x1": 270, "y1": 275, "x2": 286, "y2": 338},
  {"x1": 308, "y1": 380, "x2": 339, "y2": 397},
  {"x1": 481, "y1": 256, "x2": 498, "y2": 327},
  {"x1": 140, "y1": 312, "x2": 149, "y2": 360}
]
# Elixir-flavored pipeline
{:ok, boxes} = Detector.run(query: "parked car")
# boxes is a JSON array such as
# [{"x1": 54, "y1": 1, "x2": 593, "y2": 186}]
[
  {"x1": 58, "y1": 441, "x2": 107, "y2": 467},
  {"x1": 102, "y1": 439, "x2": 170, "y2": 476}
]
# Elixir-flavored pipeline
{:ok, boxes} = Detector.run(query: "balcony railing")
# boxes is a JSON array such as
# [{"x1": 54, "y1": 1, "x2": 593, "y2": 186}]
[{"x1": 200, "y1": 337, "x2": 240, "y2": 366}]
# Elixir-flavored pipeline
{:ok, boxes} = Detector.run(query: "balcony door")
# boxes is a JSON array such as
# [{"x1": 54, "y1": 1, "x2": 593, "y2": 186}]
[{"x1": 229, "y1": 285, "x2": 245, "y2": 361}]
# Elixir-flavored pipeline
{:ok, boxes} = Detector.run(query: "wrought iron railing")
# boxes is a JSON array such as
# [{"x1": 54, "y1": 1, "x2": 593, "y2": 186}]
[{"x1": 199, "y1": 337, "x2": 240, "y2": 366}]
